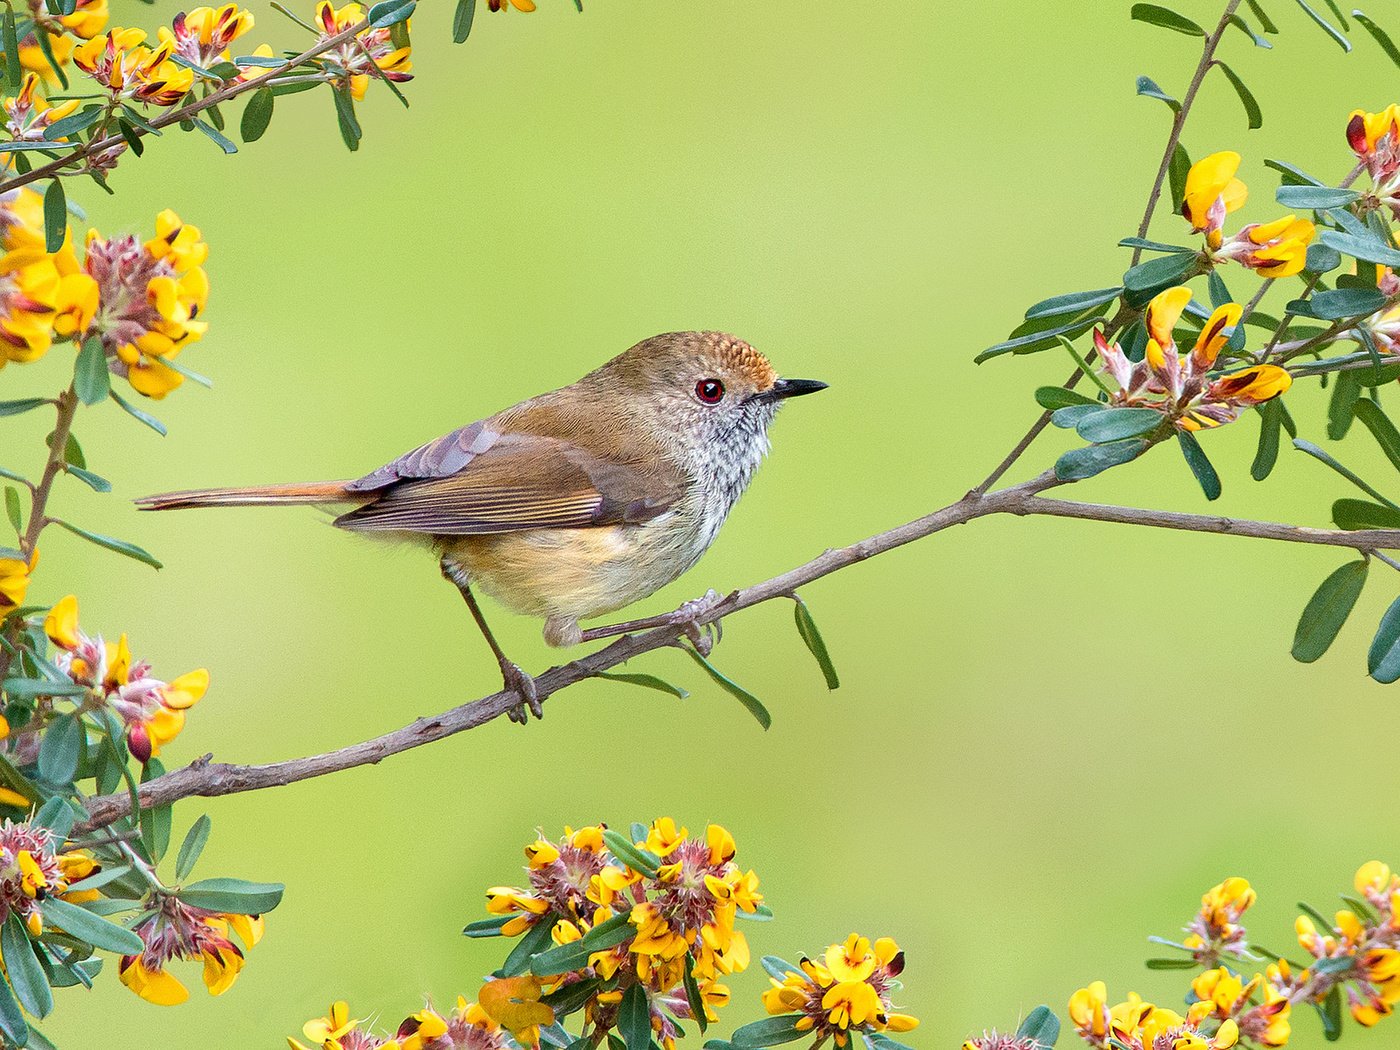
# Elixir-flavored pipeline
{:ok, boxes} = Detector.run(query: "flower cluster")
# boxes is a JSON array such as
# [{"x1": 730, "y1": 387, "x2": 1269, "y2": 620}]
[
  {"x1": 1182, "y1": 151, "x2": 1316, "y2": 277},
  {"x1": 44, "y1": 594, "x2": 209, "y2": 763},
  {"x1": 289, "y1": 996, "x2": 521, "y2": 1050},
  {"x1": 2, "y1": 72, "x2": 79, "y2": 145},
  {"x1": 157, "y1": 3, "x2": 255, "y2": 70},
  {"x1": 761, "y1": 934, "x2": 918, "y2": 1048},
  {"x1": 0, "y1": 819, "x2": 98, "y2": 937},
  {"x1": 481, "y1": 819, "x2": 760, "y2": 1046},
  {"x1": 1069, "y1": 984, "x2": 1238, "y2": 1050},
  {"x1": 1059, "y1": 864, "x2": 1400, "y2": 1050},
  {"x1": 119, "y1": 894, "x2": 264, "y2": 1004},
  {"x1": 73, "y1": 26, "x2": 195, "y2": 107},
  {"x1": 0, "y1": 179, "x2": 211, "y2": 397},
  {"x1": 1094, "y1": 286, "x2": 1290, "y2": 431},
  {"x1": 314, "y1": 3, "x2": 413, "y2": 101},
  {"x1": 16, "y1": 0, "x2": 110, "y2": 80}
]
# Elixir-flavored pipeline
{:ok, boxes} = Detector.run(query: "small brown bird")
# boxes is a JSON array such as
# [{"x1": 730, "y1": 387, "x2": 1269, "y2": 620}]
[{"x1": 137, "y1": 332, "x2": 825, "y2": 720}]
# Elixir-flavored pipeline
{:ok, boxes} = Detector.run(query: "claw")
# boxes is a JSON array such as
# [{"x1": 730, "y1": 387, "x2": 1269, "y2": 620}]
[{"x1": 501, "y1": 661, "x2": 542, "y2": 723}]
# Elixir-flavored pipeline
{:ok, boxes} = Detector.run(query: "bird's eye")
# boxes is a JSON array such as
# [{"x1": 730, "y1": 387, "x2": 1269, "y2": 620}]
[{"x1": 695, "y1": 378, "x2": 725, "y2": 404}]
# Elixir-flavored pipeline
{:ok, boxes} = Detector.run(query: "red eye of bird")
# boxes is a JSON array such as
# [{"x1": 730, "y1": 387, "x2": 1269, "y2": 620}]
[{"x1": 695, "y1": 378, "x2": 725, "y2": 404}]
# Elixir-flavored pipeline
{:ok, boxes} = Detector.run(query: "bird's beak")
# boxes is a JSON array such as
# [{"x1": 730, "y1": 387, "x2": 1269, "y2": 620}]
[{"x1": 762, "y1": 378, "x2": 828, "y2": 402}]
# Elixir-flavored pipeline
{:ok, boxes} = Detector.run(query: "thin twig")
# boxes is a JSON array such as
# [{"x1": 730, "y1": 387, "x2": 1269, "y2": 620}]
[{"x1": 77, "y1": 468, "x2": 1400, "y2": 831}]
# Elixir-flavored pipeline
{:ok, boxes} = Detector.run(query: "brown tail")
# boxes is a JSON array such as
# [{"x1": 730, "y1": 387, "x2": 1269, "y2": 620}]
[{"x1": 135, "y1": 481, "x2": 364, "y2": 511}]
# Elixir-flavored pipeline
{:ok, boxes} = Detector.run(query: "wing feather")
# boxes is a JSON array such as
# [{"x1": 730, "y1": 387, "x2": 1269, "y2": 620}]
[{"x1": 333, "y1": 431, "x2": 678, "y2": 535}]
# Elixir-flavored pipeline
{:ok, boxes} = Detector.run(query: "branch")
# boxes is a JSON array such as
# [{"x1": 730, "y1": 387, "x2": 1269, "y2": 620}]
[
  {"x1": 0, "y1": 18, "x2": 373, "y2": 196},
  {"x1": 77, "y1": 467, "x2": 1400, "y2": 831}
]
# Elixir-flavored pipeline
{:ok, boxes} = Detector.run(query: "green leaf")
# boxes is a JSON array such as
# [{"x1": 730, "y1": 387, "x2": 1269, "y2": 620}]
[
  {"x1": 53, "y1": 520, "x2": 161, "y2": 569},
  {"x1": 174, "y1": 814, "x2": 211, "y2": 880},
  {"x1": 1169, "y1": 143, "x2": 1192, "y2": 213},
  {"x1": 1177, "y1": 430, "x2": 1221, "y2": 500},
  {"x1": 497, "y1": 914, "x2": 559, "y2": 977},
  {"x1": 0, "y1": 958, "x2": 26, "y2": 1047},
  {"x1": 4, "y1": 487, "x2": 19, "y2": 534},
  {"x1": 463, "y1": 915, "x2": 512, "y2": 938},
  {"x1": 1278, "y1": 186, "x2": 1361, "y2": 209},
  {"x1": 1119, "y1": 236, "x2": 1193, "y2": 254},
  {"x1": 1074, "y1": 407, "x2": 1163, "y2": 442},
  {"x1": 1354, "y1": 400, "x2": 1400, "y2": 477},
  {"x1": 1145, "y1": 957, "x2": 1203, "y2": 969},
  {"x1": 1035, "y1": 386, "x2": 1098, "y2": 410},
  {"x1": 37, "y1": 714, "x2": 82, "y2": 785},
  {"x1": 1207, "y1": 269, "x2": 1232, "y2": 309},
  {"x1": 684, "y1": 956, "x2": 708, "y2": 1034},
  {"x1": 73, "y1": 336, "x2": 109, "y2": 406},
  {"x1": 1130, "y1": 4, "x2": 1205, "y2": 34},
  {"x1": 541, "y1": 979, "x2": 602, "y2": 1018},
  {"x1": 619, "y1": 984, "x2": 651, "y2": 1050},
  {"x1": 1320, "y1": 985, "x2": 1343, "y2": 1041},
  {"x1": 42, "y1": 179, "x2": 64, "y2": 254},
  {"x1": 193, "y1": 118, "x2": 237, "y2": 154},
  {"x1": 1055, "y1": 439, "x2": 1152, "y2": 481},
  {"x1": 601, "y1": 829, "x2": 661, "y2": 878},
  {"x1": 38, "y1": 897, "x2": 144, "y2": 954},
  {"x1": 332, "y1": 85, "x2": 361, "y2": 151},
  {"x1": 240, "y1": 87, "x2": 274, "y2": 142},
  {"x1": 116, "y1": 117, "x2": 144, "y2": 156},
  {"x1": 453, "y1": 0, "x2": 476, "y2": 41},
  {"x1": 61, "y1": 431, "x2": 83, "y2": 470},
  {"x1": 730, "y1": 1017, "x2": 809, "y2": 1049},
  {"x1": 1246, "y1": 0, "x2": 1280, "y2": 33},
  {"x1": 1024, "y1": 286, "x2": 1122, "y2": 321},
  {"x1": 1354, "y1": 10, "x2": 1400, "y2": 68},
  {"x1": 2, "y1": 7, "x2": 21, "y2": 93},
  {"x1": 1294, "y1": 439, "x2": 1398, "y2": 506},
  {"x1": 1252, "y1": 401, "x2": 1282, "y2": 481},
  {"x1": 1134, "y1": 75, "x2": 1179, "y2": 111},
  {"x1": 1308, "y1": 286, "x2": 1388, "y2": 319},
  {"x1": 2, "y1": 678, "x2": 86, "y2": 700},
  {"x1": 1293, "y1": 0, "x2": 1351, "y2": 49},
  {"x1": 1215, "y1": 62, "x2": 1261, "y2": 128},
  {"x1": 2, "y1": 916, "x2": 51, "y2": 1019},
  {"x1": 1016, "y1": 1006, "x2": 1061, "y2": 1047},
  {"x1": 1331, "y1": 498, "x2": 1400, "y2": 531},
  {"x1": 368, "y1": 0, "x2": 415, "y2": 27},
  {"x1": 1328, "y1": 369, "x2": 1363, "y2": 439},
  {"x1": 178, "y1": 878, "x2": 284, "y2": 915},
  {"x1": 682, "y1": 645, "x2": 771, "y2": 729},
  {"x1": 1367, "y1": 596, "x2": 1400, "y2": 682},
  {"x1": 529, "y1": 911, "x2": 635, "y2": 976},
  {"x1": 793, "y1": 597, "x2": 839, "y2": 690},
  {"x1": 592, "y1": 672, "x2": 689, "y2": 700},
  {"x1": 109, "y1": 390, "x2": 166, "y2": 436},
  {"x1": 1292, "y1": 560, "x2": 1369, "y2": 663},
  {"x1": 1317, "y1": 229, "x2": 1400, "y2": 269},
  {"x1": 0, "y1": 398, "x2": 48, "y2": 418},
  {"x1": 1122, "y1": 250, "x2": 1197, "y2": 295},
  {"x1": 976, "y1": 316, "x2": 1099, "y2": 363},
  {"x1": 65, "y1": 465, "x2": 110, "y2": 493},
  {"x1": 1229, "y1": 11, "x2": 1273, "y2": 46},
  {"x1": 1265, "y1": 157, "x2": 1325, "y2": 186},
  {"x1": 761, "y1": 956, "x2": 801, "y2": 981}
]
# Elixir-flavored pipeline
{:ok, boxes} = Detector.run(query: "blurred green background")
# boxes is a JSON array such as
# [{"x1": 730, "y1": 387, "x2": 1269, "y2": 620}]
[{"x1": 5, "y1": 1, "x2": 1400, "y2": 1046}]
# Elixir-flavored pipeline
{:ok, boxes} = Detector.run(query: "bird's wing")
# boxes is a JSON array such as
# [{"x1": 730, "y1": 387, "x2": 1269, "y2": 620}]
[{"x1": 332, "y1": 431, "x2": 681, "y2": 535}]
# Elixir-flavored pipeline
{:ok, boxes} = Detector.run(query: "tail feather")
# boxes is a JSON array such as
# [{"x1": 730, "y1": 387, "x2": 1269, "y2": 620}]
[{"x1": 135, "y1": 481, "x2": 361, "y2": 511}]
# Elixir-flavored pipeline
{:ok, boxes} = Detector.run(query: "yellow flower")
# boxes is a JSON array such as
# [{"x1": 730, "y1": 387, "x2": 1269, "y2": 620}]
[
  {"x1": 1192, "y1": 303, "x2": 1243, "y2": 369},
  {"x1": 300, "y1": 1001, "x2": 360, "y2": 1044},
  {"x1": 645, "y1": 817, "x2": 688, "y2": 857},
  {"x1": 0, "y1": 550, "x2": 36, "y2": 611},
  {"x1": 1356, "y1": 861, "x2": 1396, "y2": 898},
  {"x1": 821, "y1": 980, "x2": 883, "y2": 1030},
  {"x1": 524, "y1": 838, "x2": 560, "y2": 869},
  {"x1": 1348, "y1": 104, "x2": 1400, "y2": 158},
  {"x1": 825, "y1": 934, "x2": 876, "y2": 982},
  {"x1": 477, "y1": 975, "x2": 554, "y2": 1048},
  {"x1": 1225, "y1": 215, "x2": 1316, "y2": 278},
  {"x1": 1069, "y1": 981, "x2": 1111, "y2": 1044},
  {"x1": 1204, "y1": 364, "x2": 1291, "y2": 407},
  {"x1": 1200, "y1": 877, "x2": 1256, "y2": 929},
  {"x1": 1183, "y1": 151, "x2": 1247, "y2": 248},
  {"x1": 118, "y1": 954, "x2": 190, "y2": 1005}
]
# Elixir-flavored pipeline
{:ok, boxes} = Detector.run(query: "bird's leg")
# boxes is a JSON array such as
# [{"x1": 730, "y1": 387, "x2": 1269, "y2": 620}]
[
  {"x1": 439, "y1": 558, "x2": 542, "y2": 723},
  {"x1": 578, "y1": 590, "x2": 725, "y2": 654}
]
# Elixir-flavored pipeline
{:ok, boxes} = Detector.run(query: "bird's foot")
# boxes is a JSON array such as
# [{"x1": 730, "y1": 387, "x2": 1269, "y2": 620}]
[
  {"x1": 499, "y1": 660, "x2": 543, "y2": 724},
  {"x1": 578, "y1": 589, "x2": 726, "y2": 652}
]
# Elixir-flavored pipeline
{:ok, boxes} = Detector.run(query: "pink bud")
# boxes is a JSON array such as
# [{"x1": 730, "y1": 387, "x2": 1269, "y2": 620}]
[{"x1": 127, "y1": 724, "x2": 152, "y2": 765}]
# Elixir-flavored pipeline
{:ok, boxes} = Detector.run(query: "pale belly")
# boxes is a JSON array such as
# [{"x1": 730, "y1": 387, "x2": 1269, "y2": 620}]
[{"x1": 441, "y1": 511, "x2": 712, "y2": 624}]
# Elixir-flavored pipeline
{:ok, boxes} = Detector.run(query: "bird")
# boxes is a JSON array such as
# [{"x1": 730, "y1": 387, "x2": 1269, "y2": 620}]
[{"x1": 137, "y1": 331, "x2": 827, "y2": 722}]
